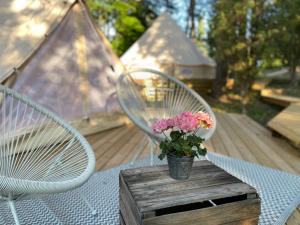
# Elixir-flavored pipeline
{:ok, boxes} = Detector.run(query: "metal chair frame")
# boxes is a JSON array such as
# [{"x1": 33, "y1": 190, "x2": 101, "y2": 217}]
[
  {"x1": 117, "y1": 68, "x2": 216, "y2": 163},
  {"x1": 0, "y1": 85, "x2": 96, "y2": 224}
]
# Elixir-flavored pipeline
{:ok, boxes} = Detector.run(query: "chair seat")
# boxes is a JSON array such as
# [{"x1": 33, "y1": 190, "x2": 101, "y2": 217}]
[
  {"x1": 117, "y1": 68, "x2": 216, "y2": 141},
  {"x1": 0, "y1": 85, "x2": 95, "y2": 197}
]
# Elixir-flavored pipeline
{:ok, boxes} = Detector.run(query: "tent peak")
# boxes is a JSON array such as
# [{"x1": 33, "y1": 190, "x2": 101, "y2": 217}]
[{"x1": 121, "y1": 10, "x2": 216, "y2": 66}]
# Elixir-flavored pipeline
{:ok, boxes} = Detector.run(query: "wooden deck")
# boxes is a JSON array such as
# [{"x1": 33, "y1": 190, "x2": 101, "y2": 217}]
[
  {"x1": 261, "y1": 89, "x2": 300, "y2": 107},
  {"x1": 268, "y1": 103, "x2": 300, "y2": 148},
  {"x1": 86, "y1": 112, "x2": 300, "y2": 225}
]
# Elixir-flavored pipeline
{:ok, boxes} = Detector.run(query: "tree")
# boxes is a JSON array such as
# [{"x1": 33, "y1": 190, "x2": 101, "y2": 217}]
[
  {"x1": 187, "y1": 0, "x2": 196, "y2": 38},
  {"x1": 208, "y1": 0, "x2": 266, "y2": 110},
  {"x1": 87, "y1": 0, "x2": 156, "y2": 56},
  {"x1": 185, "y1": 0, "x2": 209, "y2": 39},
  {"x1": 267, "y1": 0, "x2": 300, "y2": 82},
  {"x1": 208, "y1": 0, "x2": 233, "y2": 97}
]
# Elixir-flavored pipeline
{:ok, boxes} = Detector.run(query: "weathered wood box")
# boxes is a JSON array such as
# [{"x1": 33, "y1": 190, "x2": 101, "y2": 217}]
[{"x1": 119, "y1": 160, "x2": 261, "y2": 225}]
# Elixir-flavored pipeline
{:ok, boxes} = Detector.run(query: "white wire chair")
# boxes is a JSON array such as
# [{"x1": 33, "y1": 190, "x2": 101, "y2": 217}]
[
  {"x1": 117, "y1": 68, "x2": 216, "y2": 162},
  {"x1": 0, "y1": 85, "x2": 95, "y2": 224}
]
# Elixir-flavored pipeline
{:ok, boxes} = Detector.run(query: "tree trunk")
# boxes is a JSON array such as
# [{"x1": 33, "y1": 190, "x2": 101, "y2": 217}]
[
  {"x1": 240, "y1": 81, "x2": 250, "y2": 115},
  {"x1": 212, "y1": 61, "x2": 227, "y2": 98},
  {"x1": 165, "y1": 0, "x2": 171, "y2": 9},
  {"x1": 188, "y1": 0, "x2": 196, "y2": 38},
  {"x1": 289, "y1": 61, "x2": 297, "y2": 83}
]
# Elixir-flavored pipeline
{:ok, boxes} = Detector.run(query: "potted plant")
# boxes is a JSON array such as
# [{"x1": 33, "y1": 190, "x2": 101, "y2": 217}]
[{"x1": 151, "y1": 111, "x2": 213, "y2": 180}]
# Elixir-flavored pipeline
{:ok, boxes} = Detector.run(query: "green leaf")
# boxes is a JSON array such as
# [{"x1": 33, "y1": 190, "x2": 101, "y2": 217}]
[
  {"x1": 197, "y1": 148, "x2": 207, "y2": 156},
  {"x1": 170, "y1": 130, "x2": 182, "y2": 141},
  {"x1": 159, "y1": 141, "x2": 170, "y2": 152},
  {"x1": 158, "y1": 153, "x2": 166, "y2": 160}
]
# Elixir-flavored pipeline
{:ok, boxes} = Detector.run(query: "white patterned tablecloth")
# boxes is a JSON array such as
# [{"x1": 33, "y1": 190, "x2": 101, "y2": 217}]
[{"x1": 0, "y1": 153, "x2": 299, "y2": 225}]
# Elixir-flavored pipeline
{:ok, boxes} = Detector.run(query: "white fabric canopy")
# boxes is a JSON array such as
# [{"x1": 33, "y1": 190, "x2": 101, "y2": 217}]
[
  {"x1": 0, "y1": 1, "x2": 125, "y2": 134},
  {"x1": 0, "y1": 0, "x2": 75, "y2": 82}
]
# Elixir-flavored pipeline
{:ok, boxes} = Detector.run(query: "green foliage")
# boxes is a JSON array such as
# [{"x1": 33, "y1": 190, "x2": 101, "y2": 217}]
[
  {"x1": 158, "y1": 130, "x2": 207, "y2": 160},
  {"x1": 87, "y1": 0, "x2": 156, "y2": 56},
  {"x1": 194, "y1": 17, "x2": 209, "y2": 56},
  {"x1": 208, "y1": 0, "x2": 266, "y2": 101},
  {"x1": 209, "y1": 0, "x2": 300, "y2": 97},
  {"x1": 265, "y1": 0, "x2": 300, "y2": 81},
  {"x1": 210, "y1": 91, "x2": 282, "y2": 125}
]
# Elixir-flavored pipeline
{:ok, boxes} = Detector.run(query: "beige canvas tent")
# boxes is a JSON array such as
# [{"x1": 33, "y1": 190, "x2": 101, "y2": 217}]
[
  {"x1": 0, "y1": 0, "x2": 125, "y2": 135},
  {"x1": 121, "y1": 12, "x2": 216, "y2": 88},
  {"x1": 0, "y1": 0, "x2": 75, "y2": 82}
]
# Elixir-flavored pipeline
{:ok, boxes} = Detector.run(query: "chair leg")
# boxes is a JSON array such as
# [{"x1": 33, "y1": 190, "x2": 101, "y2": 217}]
[
  {"x1": 8, "y1": 199, "x2": 20, "y2": 225},
  {"x1": 130, "y1": 135, "x2": 148, "y2": 165},
  {"x1": 205, "y1": 154, "x2": 210, "y2": 161},
  {"x1": 149, "y1": 137, "x2": 154, "y2": 166},
  {"x1": 78, "y1": 192, "x2": 97, "y2": 216},
  {"x1": 149, "y1": 138, "x2": 158, "y2": 166}
]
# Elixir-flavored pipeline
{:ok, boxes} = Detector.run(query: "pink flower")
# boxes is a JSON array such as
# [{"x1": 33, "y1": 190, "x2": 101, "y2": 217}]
[
  {"x1": 151, "y1": 118, "x2": 172, "y2": 133},
  {"x1": 151, "y1": 111, "x2": 213, "y2": 134},
  {"x1": 175, "y1": 112, "x2": 199, "y2": 132},
  {"x1": 195, "y1": 111, "x2": 213, "y2": 128},
  {"x1": 166, "y1": 118, "x2": 175, "y2": 127}
]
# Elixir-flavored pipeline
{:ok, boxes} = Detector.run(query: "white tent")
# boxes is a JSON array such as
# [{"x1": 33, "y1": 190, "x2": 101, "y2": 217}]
[
  {"x1": 0, "y1": 0, "x2": 75, "y2": 82},
  {"x1": 0, "y1": 0, "x2": 125, "y2": 135},
  {"x1": 121, "y1": 12, "x2": 216, "y2": 80}
]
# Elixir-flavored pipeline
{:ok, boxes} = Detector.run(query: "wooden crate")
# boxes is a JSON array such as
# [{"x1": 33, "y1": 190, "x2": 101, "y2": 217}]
[{"x1": 119, "y1": 160, "x2": 260, "y2": 225}]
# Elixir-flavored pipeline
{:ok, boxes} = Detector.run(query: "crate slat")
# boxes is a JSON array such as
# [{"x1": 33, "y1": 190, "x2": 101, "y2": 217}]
[{"x1": 120, "y1": 160, "x2": 260, "y2": 225}]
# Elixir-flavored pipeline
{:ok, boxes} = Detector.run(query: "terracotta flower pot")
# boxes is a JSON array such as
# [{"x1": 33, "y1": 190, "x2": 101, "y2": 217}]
[{"x1": 167, "y1": 154, "x2": 194, "y2": 180}]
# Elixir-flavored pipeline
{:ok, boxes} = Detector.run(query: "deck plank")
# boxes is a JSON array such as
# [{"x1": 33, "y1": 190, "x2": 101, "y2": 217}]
[
  {"x1": 105, "y1": 129, "x2": 144, "y2": 169},
  {"x1": 261, "y1": 90, "x2": 300, "y2": 107},
  {"x1": 95, "y1": 126, "x2": 137, "y2": 170},
  {"x1": 268, "y1": 103, "x2": 300, "y2": 148},
  {"x1": 212, "y1": 113, "x2": 244, "y2": 159},
  {"x1": 227, "y1": 114, "x2": 280, "y2": 169},
  {"x1": 209, "y1": 120, "x2": 230, "y2": 156},
  {"x1": 213, "y1": 113, "x2": 259, "y2": 163},
  {"x1": 229, "y1": 114, "x2": 297, "y2": 174},
  {"x1": 241, "y1": 115, "x2": 300, "y2": 173},
  {"x1": 286, "y1": 207, "x2": 300, "y2": 225}
]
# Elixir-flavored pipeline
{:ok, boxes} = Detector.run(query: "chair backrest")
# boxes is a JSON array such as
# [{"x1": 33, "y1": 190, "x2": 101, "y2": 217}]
[
  {"x1": 0, "y1": 85, "x2": 95, "y2": 196},
  {"x1": 117, "y1": 68, "x2": 216, "y2": 141}
]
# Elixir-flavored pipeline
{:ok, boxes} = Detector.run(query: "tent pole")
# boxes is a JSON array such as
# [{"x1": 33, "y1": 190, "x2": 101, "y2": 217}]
[{"x1": 74, "y1": 4, "x2": 90, "y2": 120}]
